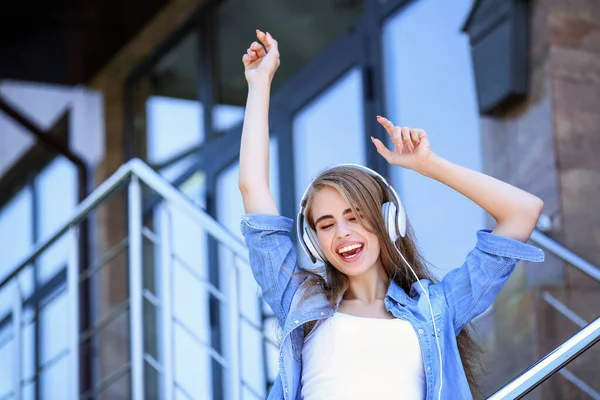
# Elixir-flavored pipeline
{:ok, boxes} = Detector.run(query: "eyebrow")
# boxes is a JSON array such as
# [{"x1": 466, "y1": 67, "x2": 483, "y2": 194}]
[{"x1": 314, "y1": 208, "x2": 354, "y2": 226}]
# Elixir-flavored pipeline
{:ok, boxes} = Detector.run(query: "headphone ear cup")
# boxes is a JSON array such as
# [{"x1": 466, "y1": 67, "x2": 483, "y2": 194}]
[
  {"x1": 381, "y1": 202, "x2": 398, "y2": 243},
  {"x1": 304, "y1": 227, "x2": 326, "y2": 263}
]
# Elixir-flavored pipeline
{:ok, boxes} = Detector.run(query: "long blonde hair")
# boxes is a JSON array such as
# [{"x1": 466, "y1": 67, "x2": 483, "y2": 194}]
[{"x1": 297, "y1": 165, "x2": 482, "y2": 393}]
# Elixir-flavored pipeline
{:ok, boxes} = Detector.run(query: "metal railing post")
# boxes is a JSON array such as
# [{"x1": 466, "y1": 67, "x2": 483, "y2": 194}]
[
  {"x1": 128, "y1": 176, "x2": 144, "y2": 400},
  {"x1": 68, "y1": 226, "x2": 80, "y2": 399},
  {"x1": 228, "y1": 258, "x2": 241, "y2": 400},
  {"x1": 12, "y1": 281, "x2": 22, "y2": 400},
  {"x1": 159, "y1": 203, "x2": 174, "y2": 400}
]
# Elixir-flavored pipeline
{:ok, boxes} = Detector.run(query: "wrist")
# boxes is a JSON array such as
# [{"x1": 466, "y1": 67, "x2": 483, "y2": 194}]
[
  {"x1": 414, "y1": 152, "x2": 443, "y2": 178},
  {"x1": 247, "y1": 76, "x2": 272, "y2": 91}
]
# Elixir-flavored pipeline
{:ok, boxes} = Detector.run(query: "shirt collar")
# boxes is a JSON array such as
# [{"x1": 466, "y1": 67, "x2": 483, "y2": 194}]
[{"x1": 386, "y1": 279, "x2": 410, "y2": 306}]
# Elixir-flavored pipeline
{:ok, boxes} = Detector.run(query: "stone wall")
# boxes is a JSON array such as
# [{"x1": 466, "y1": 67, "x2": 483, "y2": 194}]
[{"x1": 476, "y1": 0, "x2": 600, "y2": 398}]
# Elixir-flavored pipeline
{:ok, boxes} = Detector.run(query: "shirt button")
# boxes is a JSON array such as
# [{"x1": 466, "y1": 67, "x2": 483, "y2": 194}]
[
  {"x1": 294, "y1": 320, "x2": 299, "y2": 324},
  {"x1": 427, "y1": 366, "x2": 432, "y2": 372},
  {"x1": 285, "y1": 387, "x2": 288, "y2": 393},
  {"x1": 320, "y1": 312, "x2": 325, "y2": 316},
  {"x1": 418, "y1": 329, "x2": 424, "y2": 334},
  {"x1": 280, "y1": 352, "x2": 283, "y2": 358}
]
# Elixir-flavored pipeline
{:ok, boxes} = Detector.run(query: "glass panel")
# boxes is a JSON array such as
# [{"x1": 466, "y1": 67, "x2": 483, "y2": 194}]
[
  {"x1": 173, "y1": 323, "x2": 212, "y2": 400},
  {"x1": 0, "y1": 188, "x2": 32, "y2": 282},
  {"x1": 292, "y1": 67, "x2": 365, "y2": 205},
  {"x1": 39, "y1": 290, "x2": 69, "y2": 366},
  {"x1": 382, "y1": 0, "x2": 484, "y2": 280},
  {"x1": 22, "y1": 320, "x2": 35, "y2": 383},
  {"x1": 0, "y1": 323, "x2": 14, "y2": 399},
  {"x1": 36, "y1": 157, "x2": 77, "y2": 284},
  {"x1": 178, "y1": 170, "x2": 207, "y2": 208},
  {"x1": 172, "y1": 259, "x2": 211, "y2": 344},
  {"x1": 147, "y1": 96, "x2": 204, "y2": 166},
  {"x1": 40, "y1": 353, "x2": 69, "y2": 397},
  {"x1": 131, "y1": 30, "x2": 205, "y2": 181},
  {"x1": 214, "y1": 0, "x2": 364, "y2": 131},
  {"x1": 292, "y1": 67, "x2": 365, "y2": 265},
  {"x1": 169, "y1": 203, "x2": 208, "y2": 275}
]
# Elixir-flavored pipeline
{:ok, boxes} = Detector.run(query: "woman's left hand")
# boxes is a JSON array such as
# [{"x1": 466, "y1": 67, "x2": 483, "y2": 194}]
[{"x1": 371, "y1": 116, "x2": 433, "y2": 172}]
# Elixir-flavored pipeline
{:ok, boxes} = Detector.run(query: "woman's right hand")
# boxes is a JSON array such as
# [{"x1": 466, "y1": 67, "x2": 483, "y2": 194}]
[{"x1": 242, "y1": 30, "x2": 280, "y2": 85}]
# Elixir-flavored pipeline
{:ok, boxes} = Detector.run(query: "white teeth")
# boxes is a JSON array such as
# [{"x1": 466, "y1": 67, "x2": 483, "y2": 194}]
[{"x1": 337, "y1": 243, "x2": 363, "y2": 254}]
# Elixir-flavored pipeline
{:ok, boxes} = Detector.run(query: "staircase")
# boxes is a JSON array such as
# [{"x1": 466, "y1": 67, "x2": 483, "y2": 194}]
[{"x1": 0, "y1": 159, "x2": 598, "y2": 400}]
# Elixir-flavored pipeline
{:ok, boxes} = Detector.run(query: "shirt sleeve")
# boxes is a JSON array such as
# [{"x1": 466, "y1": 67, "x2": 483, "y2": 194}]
[
  {"x1": 240, "y1": 214, "x2": 303, "y2": 327},
  {"x1": 436, "y1": 229, "x2": 545, "y2": 335}
]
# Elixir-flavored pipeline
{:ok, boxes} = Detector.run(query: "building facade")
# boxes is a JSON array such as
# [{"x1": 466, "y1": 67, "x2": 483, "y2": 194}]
[{"x1": 0, "y1": 0, "x2": 599, "y2": 399}]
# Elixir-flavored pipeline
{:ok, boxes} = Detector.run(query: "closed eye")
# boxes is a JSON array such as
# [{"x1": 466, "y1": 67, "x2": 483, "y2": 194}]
[{"x1": 319, "y1": 224, "x2": 333, "y2": 230}]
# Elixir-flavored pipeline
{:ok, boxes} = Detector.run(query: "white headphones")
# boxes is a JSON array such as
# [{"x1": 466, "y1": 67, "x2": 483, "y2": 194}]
[{"x1": 296, "y1": 163, "x2": 406, "y2": 264}]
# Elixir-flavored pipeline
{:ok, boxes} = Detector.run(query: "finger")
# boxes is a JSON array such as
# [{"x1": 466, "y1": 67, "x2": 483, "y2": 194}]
[
  {"x1": 251, "y1": 41, "x2": 266, "y2": 58},
  {"x1": 246, "y1": 48, "x2": 258, "y2": 60},
  {"x1": 376, "y1": 115, "x2": 396, "y2": 136},
  {"x1": 370, "y1": 137, "x2": 393, "y2": 162},
  {"x1": 392, "y1": 126, "x2": 404, "y2": 152},
  {"x1": 265, "y1": 32, "x2": 279, "y2": 55},
  {"x1": 401, "y1": 127, "x2": 412, "y2": 152},
  {"x1": 376, "y1": 116, "x2": 403, "y2": 152},
  {"x1": 410, "y1": 128, "x2": 421, "y2": 145},
  {"x1": 256, "y1": 29, "x2": 267, "y2": 47},
  {"x1": 242, "y1": 54, "x2": 252, "y2": 67}
]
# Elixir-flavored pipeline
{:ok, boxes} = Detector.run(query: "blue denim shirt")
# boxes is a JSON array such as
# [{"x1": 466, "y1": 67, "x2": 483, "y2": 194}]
[{"x1": 240, "y1": 214, "x2": 545, "y2": 400}]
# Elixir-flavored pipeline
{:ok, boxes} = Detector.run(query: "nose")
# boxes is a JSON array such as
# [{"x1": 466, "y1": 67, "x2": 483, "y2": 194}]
[{"x1": 335, "y1": 220, "x2": 351, "y2": 238}]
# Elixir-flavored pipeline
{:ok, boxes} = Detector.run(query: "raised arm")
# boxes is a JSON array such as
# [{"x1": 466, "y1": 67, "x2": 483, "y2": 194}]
[
  {"x1": 239, "y1": 30, "x2": 280, "y2": 215},
  {"x1": 372, "y1": 117, "x2": 545, "y2": 333},
  {"x1": 372, "y1": 117, "x2": 543, "y2": 241}
]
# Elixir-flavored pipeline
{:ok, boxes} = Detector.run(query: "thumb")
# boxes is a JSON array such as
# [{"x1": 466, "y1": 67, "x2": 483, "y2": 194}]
[
  {"x1": 265, "y1": 32, "x2": 279, "y2": 55},
  {"x1": 371, "y1": 137, "x2": 393, "y2": 162}
]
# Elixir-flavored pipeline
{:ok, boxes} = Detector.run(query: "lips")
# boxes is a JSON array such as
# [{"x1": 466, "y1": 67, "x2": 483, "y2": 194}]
[{"x1": 335, "y1": 241, "x2": 365, "y2": 262}]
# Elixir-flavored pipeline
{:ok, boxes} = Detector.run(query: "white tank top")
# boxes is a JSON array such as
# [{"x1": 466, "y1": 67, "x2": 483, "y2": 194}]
[{"x1": 301, "y1": 312, "x2": 425, "y2": 400}]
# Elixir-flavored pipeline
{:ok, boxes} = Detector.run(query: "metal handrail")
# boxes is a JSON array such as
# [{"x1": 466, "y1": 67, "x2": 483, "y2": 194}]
[
  {"x1": 0, "y1": 158, "x2": 249, "y2": 291},
  {"x1": 488, "y1": 316, "x2": 600, "y2": 399},
  {"x1": 488, "y1": 230, "x2": 600, "y2": 398},
  {"x1": 530, "y1": 230, "x2": 600, "y2": 282}
]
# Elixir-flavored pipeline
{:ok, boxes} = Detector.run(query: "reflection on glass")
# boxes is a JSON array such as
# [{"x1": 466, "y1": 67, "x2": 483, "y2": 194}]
[{"x1": 147, "y1": 96, "x2": 203, "y2": 165}]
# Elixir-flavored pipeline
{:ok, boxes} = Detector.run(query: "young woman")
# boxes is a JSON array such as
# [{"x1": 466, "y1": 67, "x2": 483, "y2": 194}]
[{"x1": 238, "y1": 30, "x2": 545, "y2": 400}]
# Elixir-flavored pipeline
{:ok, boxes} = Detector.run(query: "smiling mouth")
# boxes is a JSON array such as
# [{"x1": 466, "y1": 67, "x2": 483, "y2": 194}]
[{"x1": 337, "y1": 243, "x2": 364, "y2": 261}]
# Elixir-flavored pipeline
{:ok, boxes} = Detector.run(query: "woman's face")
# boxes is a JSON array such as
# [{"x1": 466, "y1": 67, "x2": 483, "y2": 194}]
[{"x1": 310, "y1": 186, "x2": 382, "y2": 277}]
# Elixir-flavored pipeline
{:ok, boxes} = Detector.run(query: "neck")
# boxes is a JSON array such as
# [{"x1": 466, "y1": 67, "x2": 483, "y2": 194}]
[{"x1": 343, "y1": 260, "x2": 389, "y2": 304}]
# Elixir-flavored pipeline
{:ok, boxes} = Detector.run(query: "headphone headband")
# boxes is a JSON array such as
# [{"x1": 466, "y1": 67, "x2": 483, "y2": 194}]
[{"x1": 296, "y1": 163, "x2": 406, "y2": 264}]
